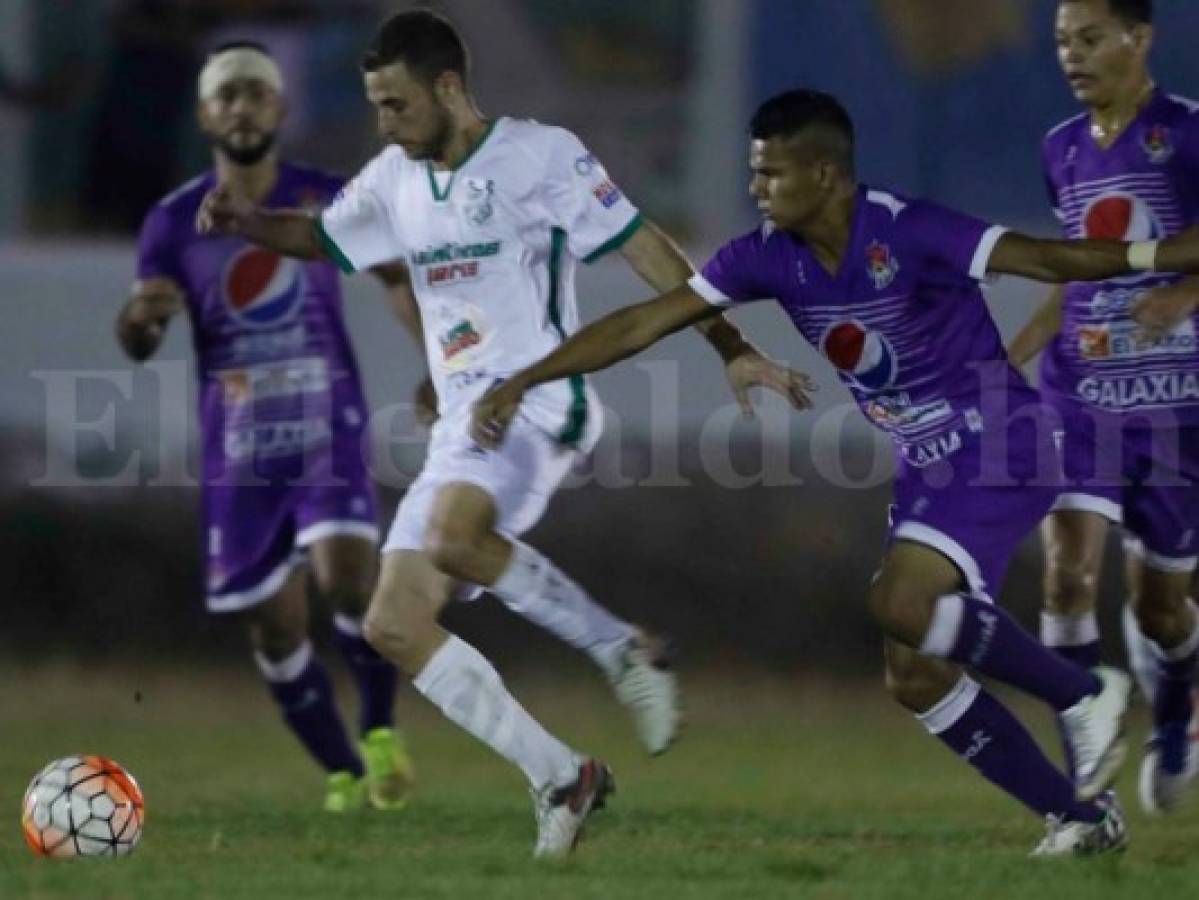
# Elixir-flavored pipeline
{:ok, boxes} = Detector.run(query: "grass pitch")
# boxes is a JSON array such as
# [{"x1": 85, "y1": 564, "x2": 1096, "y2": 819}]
[{"x1": 0, "y1": 661, "x2": 1195, "y2": 899}]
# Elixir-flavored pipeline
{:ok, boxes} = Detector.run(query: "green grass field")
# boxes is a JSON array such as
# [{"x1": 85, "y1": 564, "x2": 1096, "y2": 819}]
[{"x1": 0, "y1": 662, "x2": 1195, "y2": 899}]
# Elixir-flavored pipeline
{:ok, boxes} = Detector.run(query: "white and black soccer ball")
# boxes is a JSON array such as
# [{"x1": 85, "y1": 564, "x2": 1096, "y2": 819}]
[{"x1": 21, "y1": 755, "x2": 145, "y2": 857}]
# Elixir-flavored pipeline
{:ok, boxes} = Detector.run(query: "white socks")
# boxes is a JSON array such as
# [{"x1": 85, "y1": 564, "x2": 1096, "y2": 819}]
[
  {"x1": 413, "y1": 635, "x2": 578, "y2": 790},
  {"x1": 491, "y1": 541, "x2": 635, "y2": 678},
  {"x1": 1040, "y1": 611, "x2": 1099, "y2": 650}
]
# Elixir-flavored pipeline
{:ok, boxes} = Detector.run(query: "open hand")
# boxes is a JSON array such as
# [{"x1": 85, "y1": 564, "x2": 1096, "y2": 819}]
[
  {"x1": 196, "y1": 184, "x2": 255, "y2": 236},
  {"x1": 1131, "y1": 281, "x2": 1199, "y2": 342},
  {"x1": 725, "y1": 351, "x2": 818, "y2": 418}
]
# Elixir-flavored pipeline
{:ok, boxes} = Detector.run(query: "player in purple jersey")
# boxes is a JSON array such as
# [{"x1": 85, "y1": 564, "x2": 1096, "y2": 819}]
[
  {"x1": 473, "y1": 89, "x2": 1199, "y2": 855},
  {"x1": 1009, "y1": 0, "x2": 1199, "y2": 814},
  {"x1": 115, "y1": 43, "x2": 420, "y2": 812}
]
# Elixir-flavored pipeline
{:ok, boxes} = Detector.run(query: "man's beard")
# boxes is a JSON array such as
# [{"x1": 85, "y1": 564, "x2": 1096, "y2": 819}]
[
  {"x1": 400, "y1": 110, "x2": 453, "y2": 162},
  {"x1": 216, "y1": 131, "x2": 278, "y2": 166}
]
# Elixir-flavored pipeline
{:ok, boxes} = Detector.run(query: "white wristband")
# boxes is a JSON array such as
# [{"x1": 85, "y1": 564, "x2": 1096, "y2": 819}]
[{"x1": 1128, "y1": 240, "x2": 1159, "y2": 271}]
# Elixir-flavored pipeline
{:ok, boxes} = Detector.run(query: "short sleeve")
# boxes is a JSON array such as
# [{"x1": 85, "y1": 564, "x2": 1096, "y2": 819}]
[
  {"x1": 538, "y1": 127, "x2": 643, "y2": 263},
  {"x1": 691, "y1": 230, "x2": 775, "y2": 307},
  {"x1": 899, "y1": 200, "x2": 1008, "y2": 282},
  {"x1": 317, "y1": 151, "x2": 405, "y2": 274},
  {"x1": 136, "y1": 203, "x2": 183, "y2": 283}
]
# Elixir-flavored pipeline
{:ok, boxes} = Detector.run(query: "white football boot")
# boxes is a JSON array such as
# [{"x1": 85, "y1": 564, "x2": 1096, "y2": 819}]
[
  {"x1": 1059, "y1": 667, "x2": 1132, "y2": 800},
  {"x1": 607, "y1": 633, "x2": 680, "y2": 755},
  {"x1": 531, "y1": 758, "x2": 614, "y2": 859},
  {"x1": 1031, "y1": 792, "x2": 1128, "y2": 858},
  {"x1": 1138, "y1": 705, "x2": 1199, "y2": 815}
]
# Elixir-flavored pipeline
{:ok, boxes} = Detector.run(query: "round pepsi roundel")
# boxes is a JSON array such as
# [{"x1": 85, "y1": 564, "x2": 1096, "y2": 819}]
[
  {"x1": 222, "y1": 247, "x2": 305, "y2": 328},
  {"x1": 821, "y1": 320, "x2": 898, "y2": 391}
]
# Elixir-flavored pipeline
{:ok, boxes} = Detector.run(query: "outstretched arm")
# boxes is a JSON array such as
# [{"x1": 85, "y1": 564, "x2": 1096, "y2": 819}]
[
  {"x1": 619, "y1": 220, "x2": 813, "y2": 416},
  {"x1": 471, "y1": 286, "x2": 722, "y2": 447},
  {"x1": 987, "y1": 232, "x2": 1136, "y2": 282},
  {"x1": 196, "y1": 183, "x2": 326, "y2": 260}
]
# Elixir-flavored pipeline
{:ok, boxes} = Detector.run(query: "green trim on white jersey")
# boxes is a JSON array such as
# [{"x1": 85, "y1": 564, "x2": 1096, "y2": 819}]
[
  {"x1": 425, "y1": 120, "x2": 500, "y2": 203},
  {"x1": 547, "y1": 227, "x2": 588, "y2": 447},
  {"x1": 583, "y1": 212, "x2": 644, "y2": 265},
  {"x1": 316, "y1": 216, "x2": 356, "y2": 274}
]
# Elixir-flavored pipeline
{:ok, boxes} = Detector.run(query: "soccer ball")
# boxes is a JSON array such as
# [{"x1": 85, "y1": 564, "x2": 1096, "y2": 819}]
[{"x1": 21, "y1": 755, "x2": 145, "y2": 858}]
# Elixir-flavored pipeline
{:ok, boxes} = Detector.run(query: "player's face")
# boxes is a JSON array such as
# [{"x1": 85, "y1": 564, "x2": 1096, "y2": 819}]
[
  {"x1": 364, "y1": 62, "x2": 453, "y2": 162},
  {"x1": 198, "y1": 77, "x2": 284, "y2": 166},
  {"x1": 748, "y1": 136, "x2": 829, "y2": 231},
  {"x1": 1055, "y1": 0, "x2": 1151, "y2": 107}
]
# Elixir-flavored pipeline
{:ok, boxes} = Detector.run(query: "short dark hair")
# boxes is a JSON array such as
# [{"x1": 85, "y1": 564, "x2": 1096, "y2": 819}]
[
  {"x1": 1064, "y1": 0, "x2": 1153, "y2": 25},
  {"x1": 209, "y1": 40, "x2": 273, "y2": 57},
  {"x1": 750, "y1": 89, "x2": 856, "y2": 174},
  {"x1": 361, "y1": 9, "x2": 469, "y2": 84}
]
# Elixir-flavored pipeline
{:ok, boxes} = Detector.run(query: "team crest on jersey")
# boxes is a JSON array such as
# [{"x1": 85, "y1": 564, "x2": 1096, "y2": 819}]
[
  {"x1": 821, "y1": 320, "x2": 898, "y2": 391},
  {"x1": 222, "y1": 247, "x2": 305, "y2": 329},
  {"x1": 463, "y1": 178, "x2": 495, "y2": 226},
  {"x1": 865, "y1": 241, "x2": 899, "y2": 290},
  {"x1": 1141, "y1": 124, "x2": 1174, "y2": 164}
]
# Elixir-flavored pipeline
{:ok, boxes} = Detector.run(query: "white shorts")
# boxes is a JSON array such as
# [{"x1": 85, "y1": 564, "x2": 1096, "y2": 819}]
[{"x1": 383, "y1": 409, "x2": 579, "y2": 557}]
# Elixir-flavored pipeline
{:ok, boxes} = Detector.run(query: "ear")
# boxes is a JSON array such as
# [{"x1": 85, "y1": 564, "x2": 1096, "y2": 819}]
[
  {"x1": 1131, "y1": 22, "x2": 1153, "y2": 55},
  {"x1": 432, "y1": 71, "x2": 462, "y2": 106},
  {"x1": 196, "y1": 99, "x2": 210, "y2": 134}
]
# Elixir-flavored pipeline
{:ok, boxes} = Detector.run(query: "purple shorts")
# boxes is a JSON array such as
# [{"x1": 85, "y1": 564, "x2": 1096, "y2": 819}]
[
  {"x1": 888, "y1": 419, "x2": 1061, "y2": 599},
  {"x1": 1049, "y1": 398, "x2": 1199, "y2": 572},
  {"x1": 201, "y1": 450, "x2": 379, "y2": 614}
]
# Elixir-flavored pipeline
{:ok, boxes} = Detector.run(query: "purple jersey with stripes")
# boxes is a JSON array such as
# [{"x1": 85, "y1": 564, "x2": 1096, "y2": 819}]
[
  {"x1": 1040, "y1": 89, "x2": 1199, "y2": 423},
  {"x1": 136, "y1": 163, "x2": 372, "y2": 484},
  {"x1": 692, "y1": 186, "x2": 1031, "y2": 468}
]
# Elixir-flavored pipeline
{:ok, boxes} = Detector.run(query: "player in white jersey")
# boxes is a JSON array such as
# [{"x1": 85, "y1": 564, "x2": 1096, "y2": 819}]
[{"x1": 197, "y1": 10, "x2": 812, "y2": 857}]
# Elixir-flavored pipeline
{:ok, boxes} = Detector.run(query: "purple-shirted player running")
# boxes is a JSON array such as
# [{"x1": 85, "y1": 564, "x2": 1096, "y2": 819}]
[
  {"x1": 1009, "y1": 0, "x2": 1199, "y2": 816},
  {"x1": 115, "y1": 42, "x2": 420, "y2": 812},
  {"x1": 472, "y1": 88, "x2": 1199, "y2": 856}
]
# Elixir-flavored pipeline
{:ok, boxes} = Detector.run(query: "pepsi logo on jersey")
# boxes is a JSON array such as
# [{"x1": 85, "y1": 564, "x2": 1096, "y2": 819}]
[
  {"x1": 1081, "y1": 192, "x2": 1163, "y2": 242},
  {"x1": 821, "y1": 321, "x2": 898, "y2": 391},
  {"x1": 222, "y1": 247, "x2": 305, "y2": 329}
]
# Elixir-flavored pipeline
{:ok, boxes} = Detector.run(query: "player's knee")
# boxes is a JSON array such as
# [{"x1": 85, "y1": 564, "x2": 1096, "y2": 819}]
[
  {"x1": 1044, "y1": 560, "x2": 1097, "y2": 616},
  {"x1": 423, "y1": 526, "x2": 483, "y2": 581},
  {"x1": 868, "y1": 580, "x2": 930, "y2": 645},
  {"x1": 316, "y1": 572, "x2": 371, "y2": 618},
  {"x1": 884, "y1": 656, "x2": 953, "y2": 713},
  {"x1": 1130, "y1": 589, "x2": 1189, "y2": 645},
  {"x1": 248, "y1": 617, "x2": 306, "y2": 662},
  {"x1": 363, "y1": 591, "x2": 439, "y2": 672}
]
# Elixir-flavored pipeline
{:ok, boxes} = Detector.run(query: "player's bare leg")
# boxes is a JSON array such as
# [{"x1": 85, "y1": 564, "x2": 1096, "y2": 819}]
[
  {"x1": 1038, "y1": 510, "x2": 1109, "y2": 778},
  {"x1": 242, "y1": 569, "x2": 365, "y2": 811},
  {"x1": 884, "y1": 639, "x2": 1123, "y2": 853},
  {"x1": 1040, "y1": 511, "x2": 1108, "y2": 668},
  {"x1": 869, "y1": 540, "x2": 1130, "y2": 800},
  {"x1": 364, "y1": 547, "x2": 610, "y2": 857},
  {"x1": 1127, "y1": 561, "x2": 1199, "y2": 814},
  {"x1": 422, "y1": 482, "x2": 679, "y2": 755},
  {"x1": 310, "y1": 535, "x2": 412, "y2": 810}
]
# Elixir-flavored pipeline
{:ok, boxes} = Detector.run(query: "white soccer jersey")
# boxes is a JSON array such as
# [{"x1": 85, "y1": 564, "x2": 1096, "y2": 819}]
[{"x1": 318, "y1": 117, "x2": 644, "y2": 450}]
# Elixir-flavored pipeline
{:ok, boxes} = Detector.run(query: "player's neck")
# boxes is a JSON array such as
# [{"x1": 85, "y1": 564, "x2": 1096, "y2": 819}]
[
  {"x1": 214, "y1": 153, "x2": 279, "y2": 203},
  {"x1": 1088, "y1": 75, "x2": 1155, "y2": 147},
  {"x1": 434, "y1": 113, "x2": 491, "y2": 171},
  {"x1": 798, "y1": 183, "x2": 858, "y2": 275}
]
